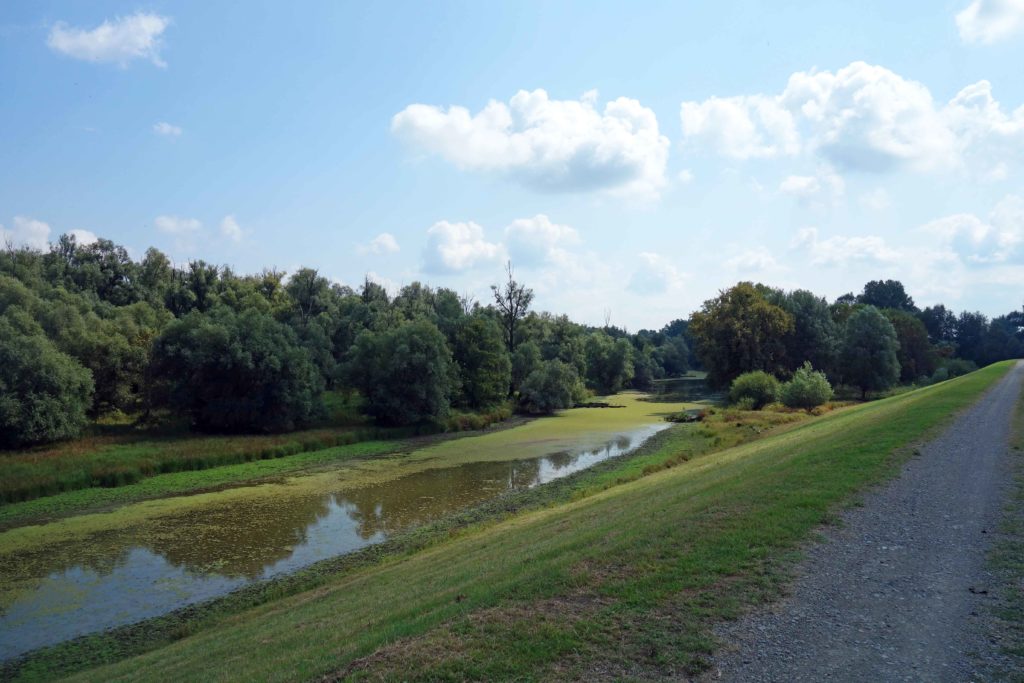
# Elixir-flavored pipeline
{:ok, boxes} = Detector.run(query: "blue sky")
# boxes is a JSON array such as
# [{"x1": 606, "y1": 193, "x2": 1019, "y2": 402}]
[{"x1": 2, "y1": 1, "x2": 1023, "y2": 329}]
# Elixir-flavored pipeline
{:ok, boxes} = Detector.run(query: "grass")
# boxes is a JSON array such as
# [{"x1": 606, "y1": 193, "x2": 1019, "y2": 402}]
[
  {"x1": 9, "y1": 361, "x2": 1008, "y2": 682},
  {"x1": 0, "y1": 393, "x2": 515, "y2": 506},
  {"x1": 983, "y1": 370, "x2": 1024, "y2": 679}
]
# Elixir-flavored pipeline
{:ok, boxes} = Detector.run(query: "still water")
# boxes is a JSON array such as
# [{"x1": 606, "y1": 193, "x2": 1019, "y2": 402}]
[{"x1": 0, "y1": 423, "x2": 666, "y2": 659}]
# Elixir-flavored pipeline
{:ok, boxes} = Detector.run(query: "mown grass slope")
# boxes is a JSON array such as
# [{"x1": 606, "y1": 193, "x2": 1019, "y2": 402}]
[{"x1": 45, "y1": 361, "x2": 1013, "y2": 682}]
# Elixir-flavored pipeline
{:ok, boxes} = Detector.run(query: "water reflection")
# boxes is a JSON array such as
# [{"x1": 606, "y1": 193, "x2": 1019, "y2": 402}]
[{"x1": 0, "y1": 424, "x2": 664, "y2": 659}]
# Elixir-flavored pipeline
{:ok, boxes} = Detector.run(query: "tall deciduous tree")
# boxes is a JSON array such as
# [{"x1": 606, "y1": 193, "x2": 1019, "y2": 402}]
[
  {"x1": 840, "y1": 306, "x2": 901, "y2": 399},
  {"x1": 689, "y1": 282, "x2": 794, "y2": 387},
  {"x1": 346, "y1": 319, "x2": 454, "y2": 425},
  {"x1": 451, "y1": 316, "x2": 511, "y2": 409},
  {"x1": 857, "y1": 279, "x2": 916, "y2": 312}
]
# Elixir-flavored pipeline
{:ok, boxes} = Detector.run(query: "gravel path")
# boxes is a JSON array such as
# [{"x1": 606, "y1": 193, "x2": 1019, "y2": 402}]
[{"x1": 707, "y1": 361, "x2": 1024, "y2": 682}]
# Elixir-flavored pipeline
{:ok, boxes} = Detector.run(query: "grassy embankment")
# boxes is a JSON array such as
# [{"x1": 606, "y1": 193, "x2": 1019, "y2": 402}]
[
  {"x1": 16, "y1": 361, "x2": 1010, "y2": 682},
  {"x1": 984, "y1": 370, "x2": 1024, "y2": 677}
]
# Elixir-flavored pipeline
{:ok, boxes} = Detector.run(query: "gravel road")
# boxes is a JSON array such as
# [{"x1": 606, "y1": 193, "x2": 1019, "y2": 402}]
[{"x1": 707, "y1": 361, "x2": 1024, "y2": 682}]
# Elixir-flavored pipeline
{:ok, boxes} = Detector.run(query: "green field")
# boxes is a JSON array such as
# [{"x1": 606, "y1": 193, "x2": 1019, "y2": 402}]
[{"x1": 12, "y1": 361, "x2": 1008, "y2": 682}]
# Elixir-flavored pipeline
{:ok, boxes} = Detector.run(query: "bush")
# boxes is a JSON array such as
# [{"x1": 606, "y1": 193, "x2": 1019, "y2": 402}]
[
  {"x1": 779, "y1": 362, "x2": 832, "y2": 411},
  {"x1": 941, "y1": 358, "x2": 977, "y2": 378},
  {"x1": 732, "y1": 396, "x2": 757, "y2": 411},
  {"x1": 728, "y1": 371, "x2": 779, "y2": 410},
  {"x1": 518, "y1": 360, "x2": 586, "y2": 414},
  {"x1": 931, "y1": 367, "x2": 950, "y2": 383}
]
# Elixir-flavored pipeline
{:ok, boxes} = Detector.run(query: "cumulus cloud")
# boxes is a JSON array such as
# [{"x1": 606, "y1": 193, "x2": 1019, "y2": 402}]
[
  {"x1": 681, "y1": 61, "x2": 1024, "y2": 175},
  {"x1": 921, "y1": 195, "x2": 1024, "y2": 264},
  {"x1": 956, "y1": 0, "x2": 1024, "y2": 44},
  {"x1": 155, "y1": 215, "x2": 201, "y2": 234},
  {"x1": 504, "y1": 214, "x2": 580, "y2": 267},
  {"x1": 47, "y1": 13, "x2": 170, "y2": 67},
  {"x1": 359, "y1": 232, "x2": 400, "y2": 255},
  {"x1": 423, "y1": 221, "x2": 503, "y2": 273},
  {"x1": 392, "y1": 89, "x2": 670, "y2": 196},
  {"x1": 69, "y1": 229, "x2": 98, "y2": 246},
  {"x1": 0, "y1": 216, "x2": 51, "y2": 250},
  {"x1": 153, "y1": 121, "x2": 182, "y2": 136},
  {"x1": 677, "y1": 169, "x2": 695, "y2": 184},
  {"x1": 681, "y1": 95, "x2": 799, "y2": 159},
  {"x1": 627, "y1": 252, "x2": 687, "y2": 294},
  {"x1": 792, "y1": 226, "x2": 900, "y2": 266},
  {"x1": 726, "y1": 247, "x2": 780, "y2": 272},
  {"x1": 220, "y1": 215, "x2": 243, "y2": 242}
]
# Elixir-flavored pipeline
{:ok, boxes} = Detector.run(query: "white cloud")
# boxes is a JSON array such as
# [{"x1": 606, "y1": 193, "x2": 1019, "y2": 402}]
[
  {"x1": 47, "y1": 13, "x2": 170, "y2": 67},
  {"x1": 726, "y1": 247, "x2": 780, "y2": 272},
  {"x1": 681, "y1": 95, "x2": 799, "y2": 159},
  {"x1": 153, "y1": 121, "x2": 182, "y2": 137},
  {"x1": 860, "y1": 188, "x2": 891, "y2": 210},
  {"x1": 359, "y1": 232, "x2": 400, "y2": 255},
  {"x1": 921, "y1": 194, "x2": 1024, "y2": 264},
  {"x1": 504, "y1": 214, "x2": 580, "y2": 267},
  {"x1": 956, "y1": 0, "x2": 1024, "y2": 44},
  {"x1": 155, "y1": 215, "x2": 201, "y2": 234},
  {"x1": 69, "y1": 229, "x2": 98, "y2": 246},
  {"x1": 220, "y1": 215, "x2": 243, "y2": 242},
  {"x1": 793, "y1": 226, "x2": 900, "y2": 266},
  {"x1": 681, "y1": 61, "x2": 1024, "y2": 175},
  {"x1": 392, "y1": 89, "x2": 670, "y2": 197},
  {"x1": 0, "y1": 216, "x2": 51, "y2": 250},
  {"x1": 677, "y1": 169, "x2": 695, "y2": 184},
  {"x1": 627, "y1": 252, "x2": 687, "y2": 294},
  {"x1": 423, "y1": 221, "x2": 503, "y2": 273}
]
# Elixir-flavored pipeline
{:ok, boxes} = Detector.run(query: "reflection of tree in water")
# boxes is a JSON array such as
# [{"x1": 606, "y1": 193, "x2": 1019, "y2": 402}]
[{"x1": 338, "y1": 457, "x2": 544, "y2": 539}]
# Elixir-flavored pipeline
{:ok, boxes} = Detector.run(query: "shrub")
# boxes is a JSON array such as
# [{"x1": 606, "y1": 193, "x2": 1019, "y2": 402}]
[
  {"x1": 732, "y1": 396, "x2": 757, "y2": 411},
  {"x1": 728, "y1": 371, "x2": 779, "y2": 410},
  {"x1": 931, "y1": 367, "x2": 950, "y2": 383},
  {"x1": 518, "y1": 360, "x2": 586, "y2": 414},
  {"x1": 941, "y1": 358, "x2": 977, "y2": 378},
  {"x1": 779, "y1": 362, "x2": 832, "y2": 411}
]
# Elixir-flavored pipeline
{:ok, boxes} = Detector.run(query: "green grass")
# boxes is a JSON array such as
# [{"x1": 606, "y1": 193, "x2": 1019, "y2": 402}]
[
  {"x1": 0, "y1": 439, "x2": 408, "y2": 530},
  {"x1": 983, "y1": 370, "x2": 1024, "y2": 679},
  {"x1": 16, "y1": 361, "x2": 1008, "y2": 683}
]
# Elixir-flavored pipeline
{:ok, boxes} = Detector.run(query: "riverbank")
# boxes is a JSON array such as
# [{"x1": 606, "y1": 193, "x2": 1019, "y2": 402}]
[
  {"x1": 1, "y1": 405, "x2": 799, "y2": 680},
  {"x1": 32, "y1": 362, "x2": 1011, "y2": 682}
]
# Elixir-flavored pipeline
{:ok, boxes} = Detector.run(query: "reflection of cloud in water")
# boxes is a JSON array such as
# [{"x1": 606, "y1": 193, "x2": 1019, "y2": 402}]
[{"x1": 0, "y1": 423, "x2": 666, "y2": 660}]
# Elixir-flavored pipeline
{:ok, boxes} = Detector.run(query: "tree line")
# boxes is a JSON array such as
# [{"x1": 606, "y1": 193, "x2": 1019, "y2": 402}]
[{"x1": 1, "y1": 236, "x2": 1020, "y2": 448}]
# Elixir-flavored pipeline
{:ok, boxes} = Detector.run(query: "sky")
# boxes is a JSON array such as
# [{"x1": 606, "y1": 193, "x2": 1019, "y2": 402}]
[{"x1": 1, "y1": 0, "x2": 1023, "y2": 330}]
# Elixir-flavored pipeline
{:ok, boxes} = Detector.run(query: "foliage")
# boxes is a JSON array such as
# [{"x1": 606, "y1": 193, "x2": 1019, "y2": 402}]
[
  {"x1": 518, "y1": 360, "x2": 586, "y2": 414},
  {"x1": 151, "y1": 308, "x2": 324, "y2": 432},
  {"x1": 840, "y1": 306, "x2": 901, "y2": 399},
  {"x1": 857, "y1": 279, "x2": 916, "y2": 312},
  {"x1": 728, "y1": 370, "x2": 780, "y2": 410},
  {"x1": 346, "y1": 319, "x2": 455, "y2": 425},
  {"x1": 0, "y1": 318, "x2": 94, "y2": 448},
  {"x1": 779, "y1": 362, "x2": 833, "y2": 411},
  {"x1": 491, "y1": 261, "x2": 534, "y2": 353},
  {"x1": 884, "y1": 309, "x2": 937, "y2": 382},
  {"x1": 690, "y1": 282, "x2": 794, "y2": 387},
  {"x1": 584, "y1": 331, "x2": 635, "y2": 394},
  {"x1": 451, "y1": 316, "x2": 512, "y2": 409}
]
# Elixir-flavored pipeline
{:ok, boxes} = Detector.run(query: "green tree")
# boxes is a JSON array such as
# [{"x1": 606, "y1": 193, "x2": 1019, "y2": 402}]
[
  {"x1": 451, "y1": 316, "x2": 511, "y2": 409},
  {"x1": 884, "y1": 309, "x2": 936, "y2": 382},
  {"x1": 491, "y1": 261, "x2": 534, "y2": 354},
  {"x1": 779, "y1": 362, "x2": 832, "y2": 411},
  {"x1": 0, "y1": 318, "x2": 94, "y2": 448},
  {"x1": 346, "y1": 319, "x2": 454, "y2": 425},
  {"x1": 857, "y1": 279, "x2": 916, "y2": 312},
  {"x1": 584, "y1": 331, "x2": 634, "y2": 394},
  {"x1": 511, "y1": 340, "x2": 542, "y2": 391},
  {"x1": 689, "y1": 282, "x2": 794, "y2": 387},
  {"x1": 840, "y1": 306, "x2": 901, "y2": 399},
  {"x1": 775, "y1": 289, "x2": 839, "y2": 375},
  {"x1": 518, "y1": 360, "x2": 586, "y2": 414},
  {"x1": 151, "y1": 308, "x2": 323, "y2": 432}
]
